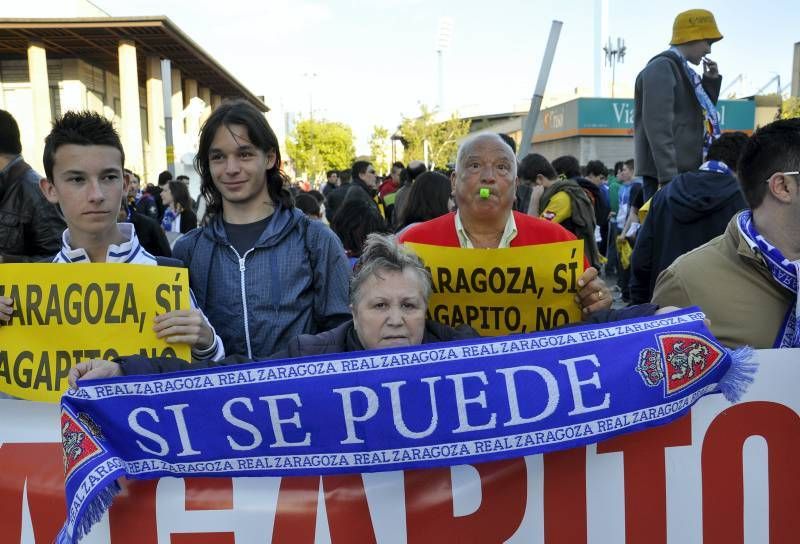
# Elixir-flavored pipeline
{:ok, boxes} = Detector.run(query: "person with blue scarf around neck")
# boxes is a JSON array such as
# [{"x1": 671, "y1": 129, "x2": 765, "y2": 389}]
[
  {"x1": 634, "y1": 9, "x2": 723, "y2": 202},
  {"x1": 653, "y1": 119, "x2": 800, "y2": 349}
]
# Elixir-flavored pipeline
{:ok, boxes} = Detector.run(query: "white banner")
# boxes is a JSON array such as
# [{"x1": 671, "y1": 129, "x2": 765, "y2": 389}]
[{"x1": 1, "y1": 349, "x2": 798, "y2": 543}]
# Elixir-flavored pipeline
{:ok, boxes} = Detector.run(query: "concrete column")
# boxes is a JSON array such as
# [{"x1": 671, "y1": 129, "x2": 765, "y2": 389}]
[
  {"x1": 60, "y1": 59, "x2": 86, "y2": 112},
  {"x1": 184, "y1": 78, "x2": 200, "y2": 148},
  {"x1": 103, "y1": 70, "x2": 117, "y2": 122},
  {"x1": 145, "y1": 55, "x2": 167, "y2": 181},
  {"x1": 170, "y1": 67, "x2": 184, "y2": 159},
  {"x1": 118, "y1": 40, "x2": 144, "y2": 177},
  {"x1": 198, "y1": 85, "x2": 212, "y2": 125},
  {"x1": 27, "y1": 42, "x2": 52, "y2": 174},
  {"x1": 211, "y1": 93, "x2": 222, "y2": 110}
]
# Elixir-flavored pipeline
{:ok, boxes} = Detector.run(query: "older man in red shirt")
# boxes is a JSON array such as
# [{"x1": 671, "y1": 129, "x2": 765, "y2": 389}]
[{"x1": 398, "y1": 132, "x2": 612, "y2": 315}]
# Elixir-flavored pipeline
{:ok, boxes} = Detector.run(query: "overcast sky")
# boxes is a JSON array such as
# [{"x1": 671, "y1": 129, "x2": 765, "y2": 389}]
[{"x1": 97, "y1": 0, "x2": 799, "y2": 152}]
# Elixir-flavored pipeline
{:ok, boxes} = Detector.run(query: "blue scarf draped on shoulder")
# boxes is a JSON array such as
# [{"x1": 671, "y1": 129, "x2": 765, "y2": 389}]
[
  {"x1": 737, "y1": 210, "x2": 800, "y2": 347},
  {"x1": 57, "y1": 308, "x2": 756, "y2": 543},
  {"x1": 669, "y1": 47, "x2": 721, "y2": 159}
]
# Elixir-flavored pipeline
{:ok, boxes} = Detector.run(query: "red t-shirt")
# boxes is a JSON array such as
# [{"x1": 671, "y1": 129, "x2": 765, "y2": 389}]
[
  {"x1": 398, "y1": 211, "x2": 573, "y2": 246},
  {"x1": 398, "y1": 211, "x2": 589, "y2": 268}
]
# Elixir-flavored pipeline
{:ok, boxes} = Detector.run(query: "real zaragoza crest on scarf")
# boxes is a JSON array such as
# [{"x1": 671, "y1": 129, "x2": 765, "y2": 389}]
[{"x1": 637, "y1": 333, "x2": 724, "y2": 395}]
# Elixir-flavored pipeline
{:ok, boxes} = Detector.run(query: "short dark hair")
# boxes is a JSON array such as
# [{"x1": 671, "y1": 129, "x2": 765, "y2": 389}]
[
  {"x1": 398, "y1": 171, "x2": 452, "y2": 230},
  {"x1": 624, "y1": 158, "x2": 634, "y2": 170},
  {"x1": 43, "y1": 111, "x2": 125, "y2": 181},
  {"x1": 176, "y1": 174, "x2": 190, "y2": 182},
  {"x1": 585, "y1": 160, "x2": 608, "y2": 178},
  {"x1": 498, "y1": 133, "x2": 517, "y2": 154},
  {"x1": 352, "y1": 160, "x2": 372, "y2": 181},
  {"x1": 0, "y1": 109, "x2": 22, "y2": 155},
  {"x1": 167, "y1": 180, "x2": 193, "y2": 211},
  {"x1": 339, "y1": 169, "x2": 352, "y2": 184},
  {"x1": 308, "y1": 189, "x2": 325, "y2": 204},
  {"x1": 738, "y1": 118, "x2": 800, "y2": 209},
  {"x1": 295, "y1": 192, "x2": 321, "y2": 217},
  {"x1": 392, "y1": 161, "x2": 405, "y2": 170},
  {"x1": 706, "y1": 132, "x2": 749, "y2": 173},
  {"x1": 158, "y1": 170, "x2": 173, "y2": 186},
  {"x1": 614, "y1": 161, "x2": 624, "y2": 175},
  {"x1": 551, "y1": 155, "x2": 581, "y2": 179},
  {"x1": 331, "y1": 199, "x2": 390, "y2": 257},
  {"x1": 326, "y1": 170, "x2": 338, "y2": 179},
  {"x1": 518, "y1": 153, "x2": 556, "y2": 182},
  {"x1": 196, "y1": 99, "x2": 292, "y2": 219}
]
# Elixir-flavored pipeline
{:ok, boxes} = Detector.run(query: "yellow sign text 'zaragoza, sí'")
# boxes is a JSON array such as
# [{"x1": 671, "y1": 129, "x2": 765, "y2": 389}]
[
  {"x1": 0, "y1": 263, "x2": 190, "y2": 402},
  {"x1": 406, "y1": 241, "x2": 583, "y2": 336}
]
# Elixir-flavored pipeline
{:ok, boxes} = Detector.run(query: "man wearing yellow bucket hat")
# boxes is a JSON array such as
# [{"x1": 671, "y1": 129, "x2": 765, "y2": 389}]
[{"x1": 634, "y1": 9, "x2": 723, "y2": 201}]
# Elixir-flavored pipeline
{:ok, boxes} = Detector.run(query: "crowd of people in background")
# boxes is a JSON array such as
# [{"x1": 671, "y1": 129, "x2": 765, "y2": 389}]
[{"x1": 2, "y1": 7, "x2": 799, "y2": 394}]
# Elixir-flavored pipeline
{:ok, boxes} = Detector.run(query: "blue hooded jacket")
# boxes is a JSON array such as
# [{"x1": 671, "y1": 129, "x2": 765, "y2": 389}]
[
  {"x1": 630, "y1": 169, "x2": 747, "y2": 304},
  {"x1": 172, "y1": 206, "x2": 351, "y2": 359}
]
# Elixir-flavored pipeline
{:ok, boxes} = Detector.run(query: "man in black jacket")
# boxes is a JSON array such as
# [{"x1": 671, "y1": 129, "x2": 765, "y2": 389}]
[
  {"x1": 327, "y1": 160, "x2": 385, "y2": 221},
  {"x1": 630, "y1": 132, "x2": 748, "y2": 303},
  {"x1": 0, "y1": 109, "x2": 65, "y2": 263}
]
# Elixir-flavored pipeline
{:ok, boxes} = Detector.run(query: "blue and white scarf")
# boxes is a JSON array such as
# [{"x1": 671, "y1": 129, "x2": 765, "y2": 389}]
[
  {"x1": 671, "y1": 47, "x2": 721, "y2": 159},
  {"x1": 161, "y1": 207, "x2": 177, "y2": 232},
  {"x1": 737, "y1": 210, "x2": 800, "y2": 347},
  {"x1": 699, "y1": 160, "x2": 732, "y2": 176},
  {"x1": 57, "y1": 308, "x2": 756, "y2": 543}
]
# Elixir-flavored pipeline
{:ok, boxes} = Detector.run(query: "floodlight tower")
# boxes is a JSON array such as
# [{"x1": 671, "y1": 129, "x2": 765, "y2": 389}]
[
  {"x1": 436, "y1": 17, "x2": 454, "y2": 112},
  {"x1": 603, "y1": 37, "x2": 626, "y2": 98}
]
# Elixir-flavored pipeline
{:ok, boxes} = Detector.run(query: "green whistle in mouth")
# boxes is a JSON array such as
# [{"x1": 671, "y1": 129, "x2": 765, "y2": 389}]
[{"x1": 480, "y1": 188, "x2": 490, "y2": 199}]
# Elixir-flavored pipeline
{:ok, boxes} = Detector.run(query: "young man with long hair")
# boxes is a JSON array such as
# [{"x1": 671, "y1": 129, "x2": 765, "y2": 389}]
[{"x1": 172, "y1": 100, "x2": 351, "y2": 359}]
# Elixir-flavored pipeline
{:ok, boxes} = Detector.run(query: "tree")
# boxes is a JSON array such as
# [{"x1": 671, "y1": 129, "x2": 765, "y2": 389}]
[
  {"x1": 780, "y1": 97, "x2": 800, "y2": 120},
  {"x1": 368, "y1": 125, "x2": 390, "y2": 174},
  {"x1": 287, "y1": 119, "x2": 355, "y2": 180},
  {"x1": 398, "y1": 104, "x2": 471, "y2": 168}
]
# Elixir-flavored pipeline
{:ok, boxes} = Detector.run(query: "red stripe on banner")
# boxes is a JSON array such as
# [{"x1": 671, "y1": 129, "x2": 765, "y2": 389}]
[
  {"x1": 272, "y1": 476, "x2": 318, "y2": 543},
  {"x1": 323, "y1": 475, "x2": 377, "y2": 544},
  {"x1": 109, "y1": 480, "x2": 159, "y2": 543},
  {"x1": 702, "y1": 401, "x2": 800, "y2": 544},
  {"x1": 184, "y1": 478, "x2": 234, "y2": 511},
  {"x1": 544, "y1": 447, "x2": 587, "y2": 544},
  {"x1": 171, "y1": 532, "x2": 234, "y2": 544},
  {"x1": 272, "y1": 475, "x2": 377, "y2": 543},
  {"x1": 405, "y1": 458, "x2": 527, "y2": 543},
  {"x1": 597, "y1": 414, "x2": 692, "y2": 544},
  {"x1": 0, "y1": 443, "x2": 65, "y2": 543}
]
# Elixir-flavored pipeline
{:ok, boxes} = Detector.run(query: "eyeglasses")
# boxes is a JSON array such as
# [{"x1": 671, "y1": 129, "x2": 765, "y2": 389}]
[{"x1": 765, "y1": 171, "x2": 799, "y2": 183}]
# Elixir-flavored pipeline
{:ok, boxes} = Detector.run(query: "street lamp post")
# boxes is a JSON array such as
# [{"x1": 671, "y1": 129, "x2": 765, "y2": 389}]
[
  {"x1": 436, "y1": 17, "x2": 454, "y2": 112},
  {"x1": 303, "y1": 72, "x2": 318, "y2": 121},
  {"x1": 603, "y1": 37, "x2": 626, "y2": 98}
]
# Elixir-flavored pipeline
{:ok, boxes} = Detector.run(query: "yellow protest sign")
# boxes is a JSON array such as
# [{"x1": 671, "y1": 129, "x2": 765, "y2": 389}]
[
  {"x1": 406, "y1": 241, "x2": 583, "y2": 336},
  {"x1": 0, "y1": 264, "x2": 191, "y2": 402}
]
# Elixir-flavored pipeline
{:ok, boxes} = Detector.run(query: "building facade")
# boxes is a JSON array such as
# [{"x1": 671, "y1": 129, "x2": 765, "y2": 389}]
[{"x1": 0, "y1": 16, "x2": 267, "y2": 190}]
